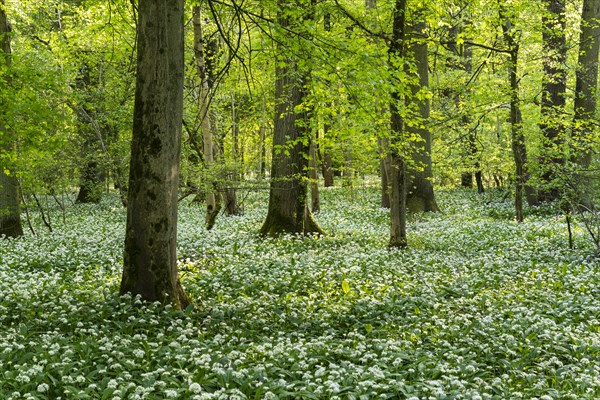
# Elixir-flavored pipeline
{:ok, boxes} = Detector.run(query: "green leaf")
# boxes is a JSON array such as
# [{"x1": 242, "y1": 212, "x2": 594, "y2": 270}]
[{"x1": 342, "y1": 279, "x2": 350, "y2": 294}]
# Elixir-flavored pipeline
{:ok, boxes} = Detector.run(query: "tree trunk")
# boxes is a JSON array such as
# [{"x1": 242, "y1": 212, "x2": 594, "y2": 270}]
[
  {"x1": 192, "y1": 5, "x2": 222, "y2": 230},
  {"x1": 260, "y1": 0, "x2": 323, "y2": 237},
  {"x1": 224, "y1": 93, "x2": 241, "y2": 216},
  {"x1": 406, "y1": 13, "x2": 438, "y2": 213},
  {"x1": 76, "y1": 158, "x2": 105, "y2": 203},
  {"x1": 0, "y1": 0, "x2": 23, "y2": 238},
  {"x1": 309, "y1": 141, "x2": 320, "y2": 213},
  {"x1": 379, "y1": 137, "x2": 391, "y2": 208},
  {"x1": 501, "y1": 7, "x2": 532, "y2": 222},
  {"x1": 574, "y1": 0, "x2": 600, "y2": 169},
  {"x1": 120, "y1": 0, "x2": 190, "y2": 309},
  {"x1": 322, "y1": 123, "x2": 335, "y2": 187},
  {"x1": 258, "y1": 94, "x2": 267, "y2": 178},
  {"x1": 539, "y1": 0, "x2": 567, "y2": 201},
  {"x1": 388, "y1": 0, "x2": 408, "y2": 249}
]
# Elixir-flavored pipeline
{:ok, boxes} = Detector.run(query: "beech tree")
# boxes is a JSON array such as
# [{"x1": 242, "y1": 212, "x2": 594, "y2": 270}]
[
  {"x1": 0, "y1": 0, "x2": 23, "y2": 238},
  {"x1": 260, "y1": 0, "x2": 324, "y2": 236},
  {"x1": 538, "y1": 0, "x2": 567, "y2": 201},
  {"x1": 574, "y1": 0, "x2": 600, "y2": 169},
  {"x1": 120, "y1": 0, "x2": 191, "y2": 308},
  {"x1": 388, "y1": 0, "x2": 408, "y2": 248},
  {"x1": 405, "y1": 10, "x2": 438, "y2": 213}
]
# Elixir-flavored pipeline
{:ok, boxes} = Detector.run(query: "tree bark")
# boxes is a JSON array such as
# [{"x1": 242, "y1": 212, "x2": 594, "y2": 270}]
[
  {"x1": 309, "y1": 141, "x2": 320, "y2": 213},
  {"x1": 0, "y1": 0, "x2": 23, "y2": 238},
  {"x1": 192, "y1": 5, "x2": 222, "y2": 230},
  {"x1": 388, "y1": 0, "x2": 408, "y2": 249},
  {"x1": 379, "y1": 137, "x2": 391, "y2": 208},
  {"x1": 500, "y1": 7, "x2": 533, "y2": 222},
  {"x1": 574, "y1": 0, "x2": 600, "y2": 169},
  {"x1": 539, "y1": 0, "x2": 567, "y2": 201},
  {"x1": 406, "y1": 13, "x2": 438, "y2": 213},
  {"x1": 120, "y1": 0, "x2": 190, "y2": 308},
  {"x1": 260, "y1": 0, "x2": 324, "y2": 237},
  {"x1": 224, "y1": 93, "x2": 241, "y2": 216}
]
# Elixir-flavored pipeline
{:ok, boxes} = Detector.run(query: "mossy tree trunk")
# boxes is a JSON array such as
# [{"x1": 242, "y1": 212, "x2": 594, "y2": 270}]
[
  {"x1": 388, "y1": 0, "x2": 408, "y2": 249},
  {"x1": 260, "y1": 0, "x2": 324, "y2": 237},
  {"x1": 120, "y1": 0, "x2": 190, "y2": 308},
  {"x1": 0, "y1": 0, "x2": 23, "y2": 238},
  {"x1": 406, "y1": 13, "x2": 438, "y2": 213}
]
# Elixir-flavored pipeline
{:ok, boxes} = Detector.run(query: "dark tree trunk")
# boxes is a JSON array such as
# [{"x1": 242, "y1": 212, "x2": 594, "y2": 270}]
[
  {"x1": 0, "y1": 0, "x2": 23, "y2": 238},
  {"x1": 539, "y1": 0, "x2": 567, "y2": 201},
  {"x1": 120, "y1": 0, "x2": 190, "y2": 308},
  {"x1": 309, "y1": 141, "x2": 320, "y2": 213},
  {"x1": 260, "y1": 0, "x2": 324, "y2": 237},
  {"x1": 225, "y1": 93, "x2": 241, "y2": 216},
  {"x1": 388, "y1": 0, "x2": 408, "y2": 249},
  {"x1": 574, "y1": 0, "x2": 600, "y2": 169},
  {"x1": 76, "y1": 159, "x2": 104, "y2": 203},
  {"x1": 406, "y1": 13, "x2": 438, "y2": 213}
]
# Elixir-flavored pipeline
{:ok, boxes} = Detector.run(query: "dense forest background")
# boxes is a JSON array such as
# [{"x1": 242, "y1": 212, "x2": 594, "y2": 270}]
[{"x1": 1, "y1": 0, "x2": 598, "y2": 234}]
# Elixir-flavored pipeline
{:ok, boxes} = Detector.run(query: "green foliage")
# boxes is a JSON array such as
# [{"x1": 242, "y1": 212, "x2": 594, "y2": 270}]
[{"x1": 1, "y1": 188, "x2": 600, "y2": 398}]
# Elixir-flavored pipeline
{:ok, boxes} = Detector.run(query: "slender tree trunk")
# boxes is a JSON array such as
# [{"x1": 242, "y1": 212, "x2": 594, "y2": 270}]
[
  {"x1": 0, "y1": 0, "x2": 23, "y2": 238},
  {"x1": 192, "y1": 5, "x2": 222, "y2": 229},
  {"x1": 574, "y1": 0, "x2": 600, "y2": 169},
  {"x1": 309, "y1": 141, "x2": 320, "y2": 213},
  {"x1": 501, "y1": 8, "x2": 532, "y2": 222},
  {"x1": 322, "y1": 123, "x2": 335, "y2": 187},
  {"x1": 539, "y1": 0, "x2": 567, "y2": 201},
  {"x1": 224, "y1": 93, "x2": 241, "y2": 216},
  {"x1": 388, "y1": 0, "x2": 408, "y2": 249},
  {"x1": 379, "y1": 137, "x2": 391, "y2": 208},
  {"x1": 258, "y1": 94, "x2": 267, "y2": 178},
  {"x1": 406, "y1": 13, "x2": 438, "y2": 213},
  {"x1": 120, "y1": 0, "x2": 190, "y2": 308},
  {"x1": 321, "y1": 12, "x2": 335, "y2": 189}
]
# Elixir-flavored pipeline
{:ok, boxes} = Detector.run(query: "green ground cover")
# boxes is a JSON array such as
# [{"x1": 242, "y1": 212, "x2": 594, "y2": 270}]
[{"x1": 1, "y1": 187, "x2": 599, "y2": 399}]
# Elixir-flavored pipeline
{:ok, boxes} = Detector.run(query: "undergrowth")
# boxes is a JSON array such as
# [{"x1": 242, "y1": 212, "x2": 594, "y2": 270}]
[{"x1": 1, "y1": 186, "x2": 599, "y2": 399}]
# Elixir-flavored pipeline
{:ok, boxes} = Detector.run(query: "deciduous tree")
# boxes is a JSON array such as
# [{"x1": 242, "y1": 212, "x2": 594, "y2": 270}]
[{"x1": 120, "y1": 0, "x2": 190, "y2": 308}]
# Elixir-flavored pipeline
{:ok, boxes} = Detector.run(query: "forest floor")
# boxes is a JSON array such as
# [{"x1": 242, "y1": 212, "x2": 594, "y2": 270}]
[{"x1": 1, "y1": 185, "x2": 599, "y2": 399}]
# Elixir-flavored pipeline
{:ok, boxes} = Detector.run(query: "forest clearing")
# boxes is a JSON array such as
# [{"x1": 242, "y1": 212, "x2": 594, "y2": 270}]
[{"x1": 1, "y1": 187, "x2": 599, "y2": 399}]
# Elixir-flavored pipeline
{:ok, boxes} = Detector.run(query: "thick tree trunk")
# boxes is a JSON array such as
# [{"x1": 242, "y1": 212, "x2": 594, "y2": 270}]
[
  {"x1": 539, "y1": 0, "x2": 567, "y2": 201},
  {"x1": 406, "y1": 14, "x2": 438, "y2": 213},
  {"x1": 0, "y1": 0, "x2": 23, "y2": 238},
  {"x1": 574, "y1": 0, "x2": 600, "y2": 169},
  {"x1": 260, "y1": 0, "x2": 323, "y2": 237},
  {"x1": 76, "y1": 159, "x2": 104, "y2": 203},
  {"x1": 120, "y1": 0, "x2": 190, "y2": 308},
  {"x1": 388, "y1": 0, "x2": 408, "y2": 249}
]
